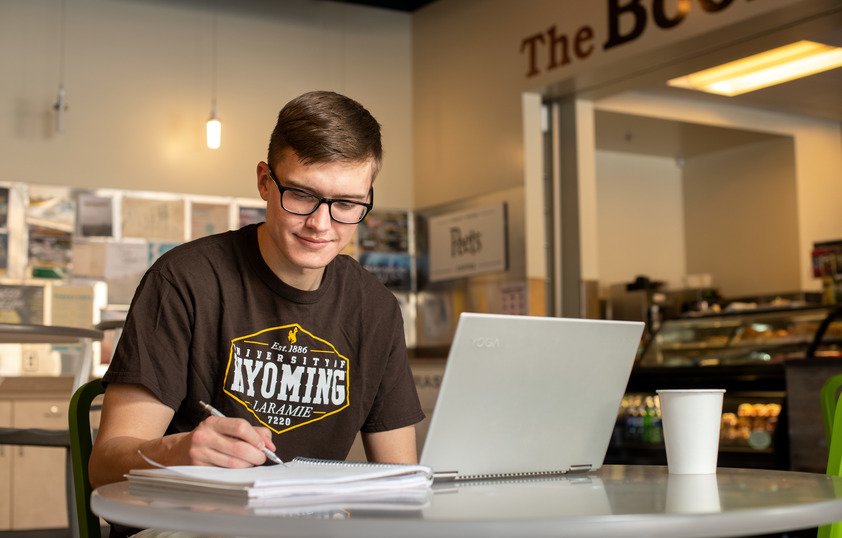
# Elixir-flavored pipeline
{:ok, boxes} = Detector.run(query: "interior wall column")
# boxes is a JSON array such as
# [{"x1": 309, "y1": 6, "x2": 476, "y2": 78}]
[{"x1": 552, "y1": 98, "x2": 598, "y2": 318}]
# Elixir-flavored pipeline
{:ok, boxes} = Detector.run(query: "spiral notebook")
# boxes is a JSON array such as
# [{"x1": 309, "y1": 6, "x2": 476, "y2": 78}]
[
  {"x1": 126, "y1": 457, "x2": 433, "y2": 500},
  {"x1": 419, "y1": 313, "x2": 645, "y2": 480}
]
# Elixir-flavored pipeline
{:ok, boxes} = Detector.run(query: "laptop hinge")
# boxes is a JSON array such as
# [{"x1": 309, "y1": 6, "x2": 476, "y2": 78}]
[
  {"x1": 432, "y1": 471, "x2": 459, "y2": 482},
  {"x1": 568, "y1": 464, "x2": 593, "y2": 473}
]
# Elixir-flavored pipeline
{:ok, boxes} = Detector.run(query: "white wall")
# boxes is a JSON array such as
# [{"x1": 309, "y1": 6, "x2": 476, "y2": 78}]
[
  {"x1": 595, "y1": 133, "x2": 805, "y2": 299},
  {"x1": 596, "y1": 151, "x2": 686, "y2": 290},
  {"x1": 684, "y1": 137, "x2": 801, "y2": 298},
  {"x1": 594, "y1": 135, "x2": 805, "y2": 299},
  {"x1": 596, "y1": 91, "x2": 842, "y2": 293},
  {"x1": 0, "y1": 0, "x2": 414, "y2": 207}
]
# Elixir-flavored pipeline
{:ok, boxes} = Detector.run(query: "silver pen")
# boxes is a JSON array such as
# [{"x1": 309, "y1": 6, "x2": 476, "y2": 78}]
[{"x1": 199, "y1": 400, "x2": 285, "y2": 465}]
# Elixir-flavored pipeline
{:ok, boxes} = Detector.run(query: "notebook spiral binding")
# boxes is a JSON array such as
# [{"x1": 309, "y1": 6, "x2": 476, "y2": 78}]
[{"x1": 292, "y1": 457, "x2": 409, "y2": 469}]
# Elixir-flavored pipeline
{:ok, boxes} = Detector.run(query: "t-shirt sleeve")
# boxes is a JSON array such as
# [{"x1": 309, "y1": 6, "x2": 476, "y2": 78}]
[
  {"x1": 102, "y1": 269, "x2": 193, "y2": 411},
  {"x1": 360, "y1": 300, "x2": 425, "y2": 433}
]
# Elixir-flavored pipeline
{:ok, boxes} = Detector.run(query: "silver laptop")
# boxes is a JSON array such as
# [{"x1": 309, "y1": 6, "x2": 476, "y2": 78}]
[{"x1": 419, "y1": 312, "x2": 645, "y2": 480}]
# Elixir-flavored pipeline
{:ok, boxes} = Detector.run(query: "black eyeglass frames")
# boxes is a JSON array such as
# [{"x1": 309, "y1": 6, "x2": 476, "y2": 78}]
[{"x1": 266, "y1": 164, "x2": 373, "y2": 224}]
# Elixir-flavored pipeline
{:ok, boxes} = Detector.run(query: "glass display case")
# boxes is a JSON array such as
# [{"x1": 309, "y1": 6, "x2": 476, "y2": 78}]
[
  {"x1": 610, "y1": 390, "x2": 785, "y2": 469},
  {"x1": 638, "y1": 306, "x2": 842, "y2": 368},
  {"x1": 607, "y1": 305, "x2": 842, "y2": 471}
]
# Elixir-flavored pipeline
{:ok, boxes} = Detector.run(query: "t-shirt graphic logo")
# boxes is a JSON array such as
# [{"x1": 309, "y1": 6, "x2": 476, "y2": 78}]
[{"x1": 223, "y1": 324, "x2": 350, "y2": 434}]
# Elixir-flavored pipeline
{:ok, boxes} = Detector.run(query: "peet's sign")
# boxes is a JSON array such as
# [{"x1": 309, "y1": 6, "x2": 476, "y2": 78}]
[
  {"x1": 521, "y1": 0, "x2": 758, "y2": 78},
  {"x1": 428, "y1": 202, "x2": 508, "y2": 282}
]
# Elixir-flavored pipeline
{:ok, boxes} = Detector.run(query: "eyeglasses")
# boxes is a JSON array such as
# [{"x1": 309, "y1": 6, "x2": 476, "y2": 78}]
[{"x1": 266, "y1": 164, "x2": 373, "y2": 224}]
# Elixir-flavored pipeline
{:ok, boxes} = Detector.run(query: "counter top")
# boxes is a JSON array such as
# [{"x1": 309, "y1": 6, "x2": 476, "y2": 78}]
[
  {"x1": 0, "y1": 323, "x2": 102, "y2": 344},
  {"x1": 0, "y1": 375, "x2": 76, "y2": 400}
]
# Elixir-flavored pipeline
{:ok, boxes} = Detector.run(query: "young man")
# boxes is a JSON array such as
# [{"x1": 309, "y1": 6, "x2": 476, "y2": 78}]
[{"x1": 89, "y1": 91, "x2": 424, "y2": 492}]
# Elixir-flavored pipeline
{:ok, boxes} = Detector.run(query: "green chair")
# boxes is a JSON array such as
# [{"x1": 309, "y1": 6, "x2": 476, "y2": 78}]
[
  {"x1": 822, "y1": 374, "x2": 842, "y2": 447},
  {"x1": 69, "y1": 378, "x2": 106, "y2": 538},
  {"x1": 818, "y1": 374, "x2": 842, "y2": 538}
]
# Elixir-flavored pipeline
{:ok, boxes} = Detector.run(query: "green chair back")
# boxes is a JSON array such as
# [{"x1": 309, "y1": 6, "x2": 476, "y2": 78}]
[
  {"x1": 68, "y1": 378, "x2": 106, "y2": 538},
  {"x1": 818, "y1": 374, "x2": 842, "y2": 538},
  {"x1": 821, "y1": 374, "x2": 842, "y2": 446}
]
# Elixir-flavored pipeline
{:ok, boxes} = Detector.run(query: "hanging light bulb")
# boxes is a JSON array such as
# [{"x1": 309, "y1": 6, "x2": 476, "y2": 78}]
[{"x1": 207, "y1": 101, "x2": 221, "y2": 149}]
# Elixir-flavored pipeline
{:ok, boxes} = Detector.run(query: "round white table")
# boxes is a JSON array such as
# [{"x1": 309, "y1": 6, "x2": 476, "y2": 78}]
[{"x1": 91, "y1": 465, "x2": 842, "y2": 538}]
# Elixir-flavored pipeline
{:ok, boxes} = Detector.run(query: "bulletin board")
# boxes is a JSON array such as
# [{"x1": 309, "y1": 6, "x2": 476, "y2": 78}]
[
  {"x1": 0, "y1": 182, "x2": 417, "y2": 348},
  {"x1": 0, "y1": 183, "x2": 266, "y2": 308}
]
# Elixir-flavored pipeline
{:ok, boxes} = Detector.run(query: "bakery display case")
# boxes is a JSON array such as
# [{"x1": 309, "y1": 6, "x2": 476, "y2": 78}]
[
  {"x1": 610, "y1": 390, "x2": 786, "y2": 469},
  {"x1": 607, "y1": 305, "x2": 842, "y2": 471},
  {"x1": 637, "y1": 306, "x2": 842, "y2": 368}
]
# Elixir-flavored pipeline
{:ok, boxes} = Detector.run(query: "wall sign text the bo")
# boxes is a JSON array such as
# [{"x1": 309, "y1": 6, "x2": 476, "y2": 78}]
[
  {"x1": 521, "y1": 0, "x2": 757, "y2": 78},
  {"x1": 428, "y1": 202, "x2": 508, "y2": 282}
]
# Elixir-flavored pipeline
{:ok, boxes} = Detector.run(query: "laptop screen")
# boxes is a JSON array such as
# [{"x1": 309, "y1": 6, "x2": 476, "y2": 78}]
[{"x1": 419, "y1": 313, "x2": 644, "y2": 479}]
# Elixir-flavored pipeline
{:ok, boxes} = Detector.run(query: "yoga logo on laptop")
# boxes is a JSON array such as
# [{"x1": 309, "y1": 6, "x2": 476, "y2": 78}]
[
  {"x1": 472, "y1": 336, "x2": 500, "y2": 348},
  {"x1": 223, "y1": 324, "x2": 350, "y2": 433}
]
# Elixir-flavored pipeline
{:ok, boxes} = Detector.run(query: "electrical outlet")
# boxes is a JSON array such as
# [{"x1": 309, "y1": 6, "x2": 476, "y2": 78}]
[
  {"x1": 20, "y1": 344, "x2": 60, "y2": 375},
  {"x1": 21, "y1": 346, "x2": 40, "y2": 372}
]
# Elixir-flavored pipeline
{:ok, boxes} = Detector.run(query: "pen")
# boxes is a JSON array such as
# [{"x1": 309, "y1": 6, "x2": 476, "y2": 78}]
[{"x1": 199, "y1": 400, "x2": 285, "y2": 465}]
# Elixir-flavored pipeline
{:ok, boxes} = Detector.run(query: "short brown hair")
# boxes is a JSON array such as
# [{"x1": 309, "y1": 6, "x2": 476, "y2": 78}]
[{"x1": 267, "y1": 91, "x2": 383, "y2": 181}]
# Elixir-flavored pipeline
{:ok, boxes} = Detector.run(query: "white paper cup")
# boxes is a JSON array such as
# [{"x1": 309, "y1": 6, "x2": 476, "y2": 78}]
[
  {"x1": 665, "y1": 473, "x2": 721, "y2": 513},
  {"x1": 657, "y1": 389, "x2": 725, "y2": 474}
]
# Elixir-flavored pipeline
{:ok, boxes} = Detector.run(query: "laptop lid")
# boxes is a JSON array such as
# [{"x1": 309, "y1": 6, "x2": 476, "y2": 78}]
[{"x1": 419, "y1": 313, "x2": 644, "y2": 480}]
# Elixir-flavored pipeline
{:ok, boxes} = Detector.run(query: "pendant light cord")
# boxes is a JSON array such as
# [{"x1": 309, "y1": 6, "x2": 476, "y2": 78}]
[
  {"x1": 58, "y1": 0, "x2": 67, "y2": 88},
  {"x1": 54, "y1": 0, "x2": 68, "y2": 132},
  {"x1": 210, "y1": 7, "x2": 218, "y2": 112}
]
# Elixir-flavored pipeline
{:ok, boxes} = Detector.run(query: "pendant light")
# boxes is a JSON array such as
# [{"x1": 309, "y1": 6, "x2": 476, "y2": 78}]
[
  {"x1": 207, "y1": 102, "x2": 221, "y2": 149},
  {"x1": 206, "y1": 9, "x2": 221, "y2": 149}
]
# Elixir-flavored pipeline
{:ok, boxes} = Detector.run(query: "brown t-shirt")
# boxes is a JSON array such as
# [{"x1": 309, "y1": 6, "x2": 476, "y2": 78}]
[{"x1": 103, "y1": 224, "x2": 424, "y2": 462}]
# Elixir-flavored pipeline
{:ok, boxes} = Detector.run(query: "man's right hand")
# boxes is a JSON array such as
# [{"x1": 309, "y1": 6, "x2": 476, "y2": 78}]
[
  {"x1": 89, "y1": 383, "x2": 275, "y2": 488},
  {"x1": 185, "y1": 414, "x2": 276, "y2": 468}
]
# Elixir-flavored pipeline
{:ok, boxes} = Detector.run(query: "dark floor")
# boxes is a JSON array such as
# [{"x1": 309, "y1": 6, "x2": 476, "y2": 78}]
[
  {"x1": 755, "y1": 530, "x2": 819, "y2": 538},
  {"x1": 0, "y1": 531, "x2": 72, "y2": 538},
  {"x1": 0, "y1": 528, "x2": 108, "y2": 538}
]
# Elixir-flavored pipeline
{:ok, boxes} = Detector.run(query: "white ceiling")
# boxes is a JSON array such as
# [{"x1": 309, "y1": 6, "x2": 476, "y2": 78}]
[
  {"x1": 640, "y1": 23, "x2": 842, "y2": 123},
  {"x1": 594, "y1": 110, "x2": 786, "y2": 159},
  {"x1": 594, "y1": 9, "x2": 842, "y2": 159}
]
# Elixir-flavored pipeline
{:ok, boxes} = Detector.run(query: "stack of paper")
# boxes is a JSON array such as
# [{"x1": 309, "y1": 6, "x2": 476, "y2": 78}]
[{"x1": 125, "y1": 457, "x2": 434, "y2": 501}]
